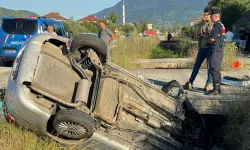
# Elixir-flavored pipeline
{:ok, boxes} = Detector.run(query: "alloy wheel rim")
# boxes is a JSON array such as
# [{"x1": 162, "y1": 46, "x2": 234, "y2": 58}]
[{"x1": 58, "y1": 122, "x2": 87, "y2": 136}]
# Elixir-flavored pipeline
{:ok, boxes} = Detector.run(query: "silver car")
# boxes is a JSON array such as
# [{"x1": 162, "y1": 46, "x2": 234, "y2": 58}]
[{"x1": 3, "y1": 34, "x2": 205, "y2": 150}]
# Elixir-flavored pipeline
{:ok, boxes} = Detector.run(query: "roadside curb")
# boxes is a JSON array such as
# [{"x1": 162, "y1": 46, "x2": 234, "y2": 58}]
[
  {"x1": 137, "y1": 58, "x2": 193, "y2": 69},
  {"x1": 136, "y1": 57, "x2": 250, "y2": 69}
]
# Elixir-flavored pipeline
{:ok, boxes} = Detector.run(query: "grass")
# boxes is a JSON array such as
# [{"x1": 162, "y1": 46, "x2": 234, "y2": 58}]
[
  {"x1": 223, "y1": 100, "x2": 250, "y2": 150},
  {"x1": 221, "y1": 42, "x2": 238, "y2": 70},
  {"x1": 111, "y1": 37, "x2": 158, "y2": 69},
  {"x1": 0, "y1": 121, "x2": 72, "y2": 150},
  {"x1": 189, "y1": 42, "x2": 238, "y2": 70},
  {"x1": 111, "y1": 36, "x2": 197, "y2": 69}
]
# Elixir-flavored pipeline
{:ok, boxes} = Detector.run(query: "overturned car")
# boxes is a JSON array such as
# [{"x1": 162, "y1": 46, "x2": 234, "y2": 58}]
[{"x1": 3, "y1": 34, "x2": 206, "y2": 150}]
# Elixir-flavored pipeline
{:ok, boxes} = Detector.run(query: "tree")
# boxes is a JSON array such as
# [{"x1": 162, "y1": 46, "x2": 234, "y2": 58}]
[
  {"x1": 81, "y1": 21, "x2": 99, "y2": 33},
  {"x1": 11, "y1": 11, "x2": 19, "y2": 17},
  {"x1": 122, "y1": 24, "x2": 135, "y2": 33},
  {"x1": 20, "y1": 12, "x2": 28, "y2": 18},
  {"x1": 208, "y1": 0, "x2": 250, "y2": 30},
  {"x1": 140, "y1": 20, "x2": 148, "y2": 33},
  {"x1": 109, "y1": 12, "x2": 118, "y2": 24},
  {"x1": 132, "y1": 22, "x2": 137, "y2": 27},
  {"x1": 152, "y1": 24, "x2": 157, "y2": 30},
  {"x1": 64, "y1": 18, "x2": 89, "y2": 36},
  {"x1": 173, "y1": 24, "x2": 182, "y2": 32},
  {"x1": 10, "y1": 11, "x2": 28, "y2": 18}
]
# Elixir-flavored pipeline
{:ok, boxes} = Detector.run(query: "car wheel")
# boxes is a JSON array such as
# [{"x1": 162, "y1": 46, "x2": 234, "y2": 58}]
[
  {"x1": 70, "y1": 34, "x2": 107, "y2": 62},
  {"x1": 53, "y1": 109, "x2": 95, "y2": 140}
]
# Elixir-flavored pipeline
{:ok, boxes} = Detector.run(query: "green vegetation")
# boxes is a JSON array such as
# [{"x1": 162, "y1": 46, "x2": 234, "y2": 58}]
[
  {"x1": 0, "y1": 7, "x2": 38, "y2": 18},
  {"x1": 111, "y1": 37, "x2": 158, "y2": 69},
  {"x1": 224, "y1": 100, "x2": 250, "y2": 150},
  {"x1": 176, "y1": 38, "x2": 196, "y2": 57},
  {"x1": 109, "y1": 12, "x2": 118, "y2": 24},
  {"x1": 189, "y1": 42, "x2": 238, "y2": 70},
  {"x1": 121, "y1": 24, "x2": 136, "y2": 34},
  {"x1": 93, "y1": 0, "x2": 207, "y2": 26},
  {"x1": 0, "y1": 122, "x2": 70, "y2": 150},
  {"x1": 111, "y1": 36, "x2": 199, "y2": 69},
  {"x1": 150, "y1": 47, "x2": 179, "y2": 59},
  {"x1": 64, "y1": 19, "x2": 118, "y2": 36},
  {"x1": 64, "y1": 19, "x2": 89, "y2": 36},
  {"x1": 208, "y1": 0, "x2": 250, "y2": 30},
  {"x1": 139, "y1": 20, "x2": 148, "y2": 33},
  {"x1": 221, "y1": 42, "x2": 238, "y2": 70}
]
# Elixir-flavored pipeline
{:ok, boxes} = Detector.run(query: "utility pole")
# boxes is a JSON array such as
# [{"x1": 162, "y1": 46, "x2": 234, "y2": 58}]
[{"x1": 122, "y1": 0, "x2": 125, "y2": 26}]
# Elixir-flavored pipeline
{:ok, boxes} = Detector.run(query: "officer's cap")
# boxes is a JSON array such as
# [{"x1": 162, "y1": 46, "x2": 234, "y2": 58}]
[{"x1": 211, "y1": 9, "x2": 221, "y2": 15}]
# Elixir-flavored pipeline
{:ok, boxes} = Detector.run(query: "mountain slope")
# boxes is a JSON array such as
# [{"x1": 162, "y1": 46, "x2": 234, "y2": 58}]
[
  {"x1": 0, "y1": 7, "x2": 39, "y2": 17},
  {"x1": 93, "y1": 0, "x2": 208, "y2": 26}
]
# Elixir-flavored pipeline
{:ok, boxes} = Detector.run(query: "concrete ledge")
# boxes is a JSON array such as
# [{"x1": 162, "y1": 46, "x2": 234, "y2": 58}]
[
  {"x1": 136, "y1": 57, "x2": 250, "y2": 69},
  {"x1": 137, "y1": 58, "x2": 193, "y2": 69}
]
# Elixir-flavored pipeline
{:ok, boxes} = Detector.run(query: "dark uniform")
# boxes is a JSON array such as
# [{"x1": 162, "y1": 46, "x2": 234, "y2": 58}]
[{"x1": 206, "y1": 11, "x2": 225, "y2": 95}]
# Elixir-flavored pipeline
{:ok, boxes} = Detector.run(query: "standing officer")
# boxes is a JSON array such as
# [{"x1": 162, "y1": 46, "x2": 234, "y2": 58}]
[{"x1": 206, "y1": 9, "x2": 226, "y2": 95}]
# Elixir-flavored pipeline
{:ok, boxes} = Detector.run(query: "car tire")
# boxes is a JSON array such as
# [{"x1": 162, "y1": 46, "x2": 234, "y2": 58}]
[
  {"x1": 53, "y1": 109, "x2": 95, "y2": 140},
  {"x1": 70, "y1": 34, "x2": 107, "y2": 62}
]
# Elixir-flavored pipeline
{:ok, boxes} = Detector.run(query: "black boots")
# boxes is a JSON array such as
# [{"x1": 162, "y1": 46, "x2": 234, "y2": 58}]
[{"x1": 205, "y1": 84, "x2": 221, "y2": 95}]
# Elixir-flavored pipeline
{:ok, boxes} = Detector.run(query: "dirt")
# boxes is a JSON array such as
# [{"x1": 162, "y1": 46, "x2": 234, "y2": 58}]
[{"x1": 0, "y1": 67, "x2": 11, "y2": 89}]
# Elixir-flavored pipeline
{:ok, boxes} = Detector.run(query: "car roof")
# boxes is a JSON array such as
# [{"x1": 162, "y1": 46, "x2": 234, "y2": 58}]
[{"x1": 1, "y1": 17, "x2": 62, "y2": 23}]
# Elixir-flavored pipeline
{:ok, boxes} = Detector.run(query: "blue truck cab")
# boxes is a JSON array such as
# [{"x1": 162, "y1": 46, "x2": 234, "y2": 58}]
[{"x1": 0, "y1": 17, "x2": 68, "y2": 66}]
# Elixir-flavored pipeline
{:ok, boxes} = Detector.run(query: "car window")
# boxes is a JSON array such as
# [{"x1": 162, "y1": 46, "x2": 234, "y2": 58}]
[
  {"x1": 61, "y1": 23, "x2": 66, "y2": 36},
  {"x1": 53, "y1": 22, "x2": 62, "y2": 36},
  {"x1": 2, "y1": 19, "x2": 38, "y2": 34},
  {"x1": 43, "y1": 21, "x2": 63, "y2": 36},
  {"x1": 20, "y1": 20, "x2": 38, "y2": 34}
]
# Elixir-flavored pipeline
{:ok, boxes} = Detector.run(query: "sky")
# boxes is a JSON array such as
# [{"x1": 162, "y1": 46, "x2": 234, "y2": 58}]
[{"x1": 1, "y1": 0, "x2": 121, "y2": 20}]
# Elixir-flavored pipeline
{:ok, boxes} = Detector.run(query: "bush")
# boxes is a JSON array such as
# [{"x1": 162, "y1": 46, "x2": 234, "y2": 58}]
[
  {"x1": 176, "y1": 38, "x2": 197, "y2": 57},
  {"x1": 150, "y1": 47, "x2": 179, "y2": 59},
  {"x1": 80, "y1": 22, "x2": 99, "y2": 33},
  {"x1": 221, "y1": 42, "x2": 238, "y2": 70},
  {"x1": 64, "y1": 19, "x2": 89, "y2": 36}
]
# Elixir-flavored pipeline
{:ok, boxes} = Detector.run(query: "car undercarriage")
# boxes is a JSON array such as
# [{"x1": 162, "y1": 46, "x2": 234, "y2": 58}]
[{"x1": 4, "y1": 34, "x2": 209, "y2": 150}]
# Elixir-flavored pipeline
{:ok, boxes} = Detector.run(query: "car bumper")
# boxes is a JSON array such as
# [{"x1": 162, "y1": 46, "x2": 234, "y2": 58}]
[
  {"x1": 0, "y1": 56, "x2": 16, "y2": 61},
  {"x1": 5, "y1": 79, "x2": 51, "y2": 135}
]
